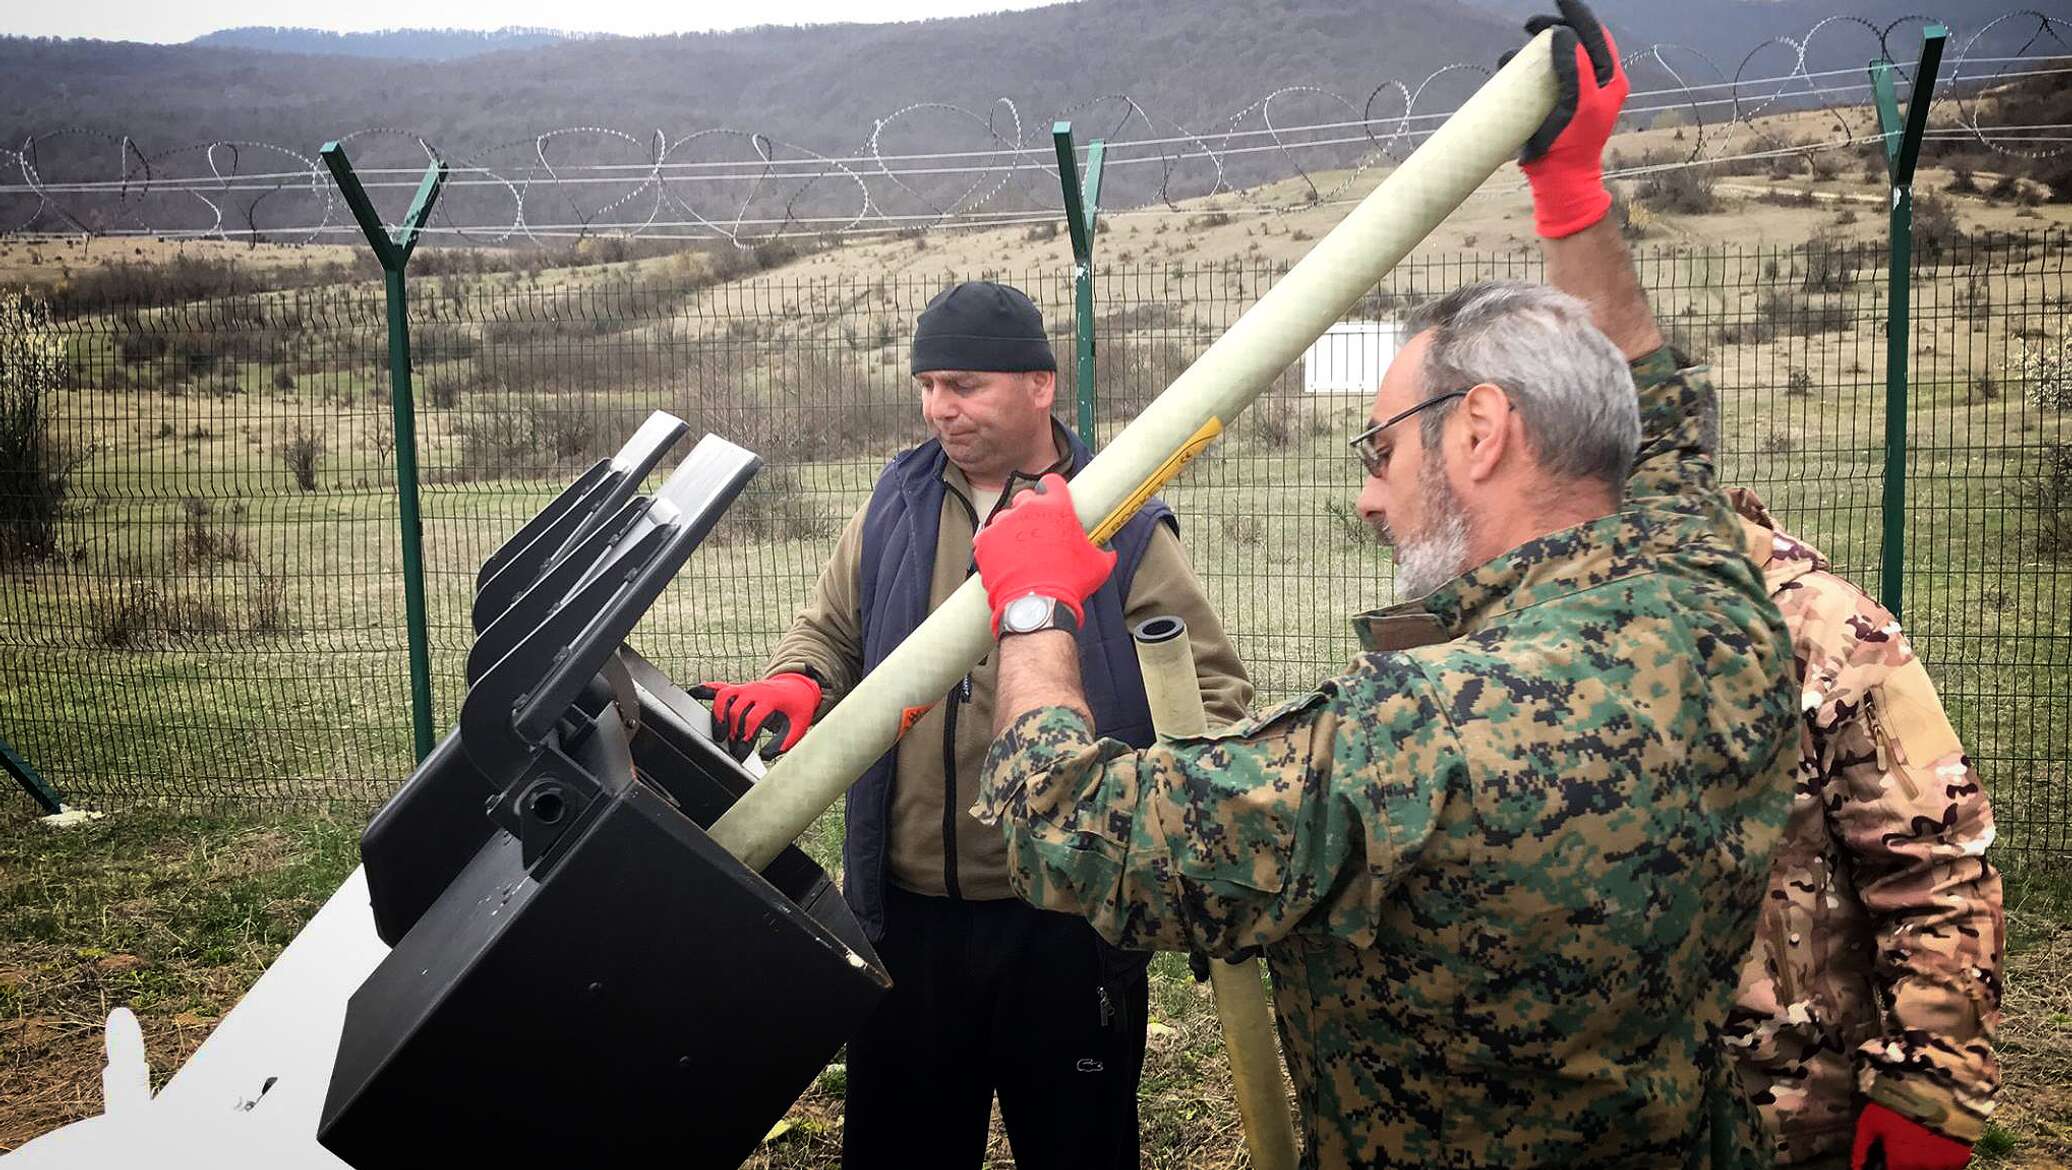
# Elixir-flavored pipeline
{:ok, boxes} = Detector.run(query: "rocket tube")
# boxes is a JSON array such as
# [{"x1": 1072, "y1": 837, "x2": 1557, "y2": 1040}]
[
  {"x1": 1131, "y1": 616, "x2": 1301, "y2": 1170},
  {"x1": 708, "y1": 31, "x2": 1558, "y2": 871}
]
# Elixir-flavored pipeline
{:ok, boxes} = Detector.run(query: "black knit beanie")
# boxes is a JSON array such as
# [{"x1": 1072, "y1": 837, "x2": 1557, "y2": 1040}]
[{"x1": 910, "y1": 281, "x2": 1057, "y2": 375}]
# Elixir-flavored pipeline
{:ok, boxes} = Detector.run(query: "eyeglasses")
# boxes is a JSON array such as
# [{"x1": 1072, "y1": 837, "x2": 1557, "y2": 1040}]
[{"x1": 1348, "y1": 387, "x2": 1470, "y2": 478}]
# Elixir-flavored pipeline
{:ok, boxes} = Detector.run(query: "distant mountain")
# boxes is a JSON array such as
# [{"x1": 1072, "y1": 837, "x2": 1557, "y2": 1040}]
[
  {"x1": 1464, "y1": 0, "x2": 2025, "y2": 66},
  {"x1": 1, "y1": 0, "x2": 2054, "y2": 237},
  {"x1": 189, "y1": 26, "x2": 583, "y2": 60},
  {"x1": 0, "y1": 0, "x2": 1518, "y2": 199}
]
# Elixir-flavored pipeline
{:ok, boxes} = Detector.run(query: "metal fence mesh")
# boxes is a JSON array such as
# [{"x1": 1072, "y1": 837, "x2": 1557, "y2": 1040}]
[{"x1": 3, "y1": 236, "x2": 2067, "y2": 857}]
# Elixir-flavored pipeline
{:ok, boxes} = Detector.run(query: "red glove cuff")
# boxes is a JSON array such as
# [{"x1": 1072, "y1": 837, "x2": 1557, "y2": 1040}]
[{"x1": 1526, "y1": 172, "x2": 1612, "y2": 239}]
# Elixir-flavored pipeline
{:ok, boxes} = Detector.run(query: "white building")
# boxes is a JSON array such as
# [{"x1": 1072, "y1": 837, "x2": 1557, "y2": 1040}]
[{"x1": 1302, "y1": 320, "x2": 1402, "y2": 395}]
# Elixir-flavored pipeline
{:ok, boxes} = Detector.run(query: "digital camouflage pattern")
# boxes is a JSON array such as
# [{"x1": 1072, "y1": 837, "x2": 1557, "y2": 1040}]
[
  {"x1": 977, "y1": 348, "x2": 1799, "y2": 1169},
  {"x1": 1721, "y1": 489, "x2": 2002, "y2": 1162}
]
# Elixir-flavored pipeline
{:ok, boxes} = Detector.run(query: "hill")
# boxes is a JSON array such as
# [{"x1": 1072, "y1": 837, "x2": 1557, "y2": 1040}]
[{"x1": 188, "y1": 26, "x2": 582, "y2": 60}]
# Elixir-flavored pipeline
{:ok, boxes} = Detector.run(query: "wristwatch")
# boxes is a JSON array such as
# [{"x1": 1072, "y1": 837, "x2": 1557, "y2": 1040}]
[{"x1": 999, "y1": 593, "x2": 1080, "y2": 637}]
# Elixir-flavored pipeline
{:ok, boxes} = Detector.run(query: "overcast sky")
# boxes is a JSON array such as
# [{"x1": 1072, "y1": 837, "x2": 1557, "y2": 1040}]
[{"x1": 3, "y1": 0, "x2": 1065, "y2": 43}]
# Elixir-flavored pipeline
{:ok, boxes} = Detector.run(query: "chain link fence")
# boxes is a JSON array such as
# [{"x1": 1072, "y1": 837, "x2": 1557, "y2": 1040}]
[{"x1": 2, "y1": 235, "x2": 2067, "y2": 857}]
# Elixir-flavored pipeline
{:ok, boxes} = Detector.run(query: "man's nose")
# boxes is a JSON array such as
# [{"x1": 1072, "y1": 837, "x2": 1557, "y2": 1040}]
[{"x1": 1356, "y1": 477, "x2": 1386, "y2": 523}]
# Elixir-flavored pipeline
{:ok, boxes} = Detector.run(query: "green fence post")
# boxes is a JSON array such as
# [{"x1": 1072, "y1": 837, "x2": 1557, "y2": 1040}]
[
  {"x1": 1869, "y1": 24, "x2": 1946, "y2": 620},
  {"x1": 321, "y1": 142, "x2": 447, "y2": 763},
  {"x1": 1, "y1": 734, "x2": 63, "y2": 814},
  {"x1": 1054, "y1": 122, "x2": 1107, "y2": 449}
]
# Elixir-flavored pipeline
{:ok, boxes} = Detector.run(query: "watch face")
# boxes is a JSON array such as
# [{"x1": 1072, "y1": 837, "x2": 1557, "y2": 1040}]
[{"x1": 1003, "y1": 594, "x2": 1052, "y2": 633}]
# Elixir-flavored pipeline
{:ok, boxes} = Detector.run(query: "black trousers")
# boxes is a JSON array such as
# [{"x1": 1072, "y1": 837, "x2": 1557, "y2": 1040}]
[{"x1": 842, "y1": 883, "x2": 1150, "y2": 1170}]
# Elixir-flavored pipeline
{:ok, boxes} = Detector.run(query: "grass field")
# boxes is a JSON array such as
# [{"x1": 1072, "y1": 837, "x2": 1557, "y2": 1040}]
[
  {"x1": 1, "y1": 809, "x2": 2066, "y2": 1165},
  {"x1": 4, "y1": 223, "x2": 2067, "y2": 848}
]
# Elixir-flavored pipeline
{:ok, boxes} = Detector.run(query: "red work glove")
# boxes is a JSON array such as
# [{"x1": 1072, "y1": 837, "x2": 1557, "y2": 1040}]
[
  {"x1": 971, "y1": 473, "x2": 1115, "y2": 636},
  {"x1": 690, "y1": 672, "x2": 821, "y2": 760},
  {"x1": 1510, "y1": 0, "x2": 1628, "y2": 238},
  {"x1": 1852, "y1": 1102, "x2": 1974, "y2": 1170}
]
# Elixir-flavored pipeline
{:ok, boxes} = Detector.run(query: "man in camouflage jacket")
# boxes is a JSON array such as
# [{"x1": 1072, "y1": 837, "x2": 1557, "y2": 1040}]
[
  {"x1": 965, "y1": 8, "x2": 1797, "y2": 1163},
  {"x1": 1722, "y1": 488, "x2": 2002, "y2": 1170}
]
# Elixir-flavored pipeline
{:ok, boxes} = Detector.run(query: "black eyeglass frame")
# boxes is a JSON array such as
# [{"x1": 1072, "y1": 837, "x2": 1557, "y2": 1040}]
[{"x1": 1348, "y1": 386, "x2": 1473, "y2": 478}]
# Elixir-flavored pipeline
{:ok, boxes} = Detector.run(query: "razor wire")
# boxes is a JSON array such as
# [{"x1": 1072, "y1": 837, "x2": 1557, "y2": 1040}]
[{"x1": 1, "y1": 9, "x2": 2068, "y2": 248}]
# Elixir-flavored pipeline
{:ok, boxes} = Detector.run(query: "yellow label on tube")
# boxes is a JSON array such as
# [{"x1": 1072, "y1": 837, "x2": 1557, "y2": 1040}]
[{"x1": 1088, "y1": 417, "x2": 1223, "y2": 545}]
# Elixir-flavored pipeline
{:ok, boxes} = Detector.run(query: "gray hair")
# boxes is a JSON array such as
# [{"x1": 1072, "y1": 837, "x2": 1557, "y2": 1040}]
[{"x1": 1403, "y1": 280, "x2": 1640, "y2": 497}]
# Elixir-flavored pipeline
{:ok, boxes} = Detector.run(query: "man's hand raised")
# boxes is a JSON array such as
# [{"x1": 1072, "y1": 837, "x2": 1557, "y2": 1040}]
[{"x1": 1509, "y1": 0, "x2": 1628, "y2": 239}]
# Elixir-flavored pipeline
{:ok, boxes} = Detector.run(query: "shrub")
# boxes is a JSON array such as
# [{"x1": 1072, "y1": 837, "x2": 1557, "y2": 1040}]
[
  {"x1": 272, "y1": 368, "x2": 296, "y2": 392},
  {"x1": 711, "y1": 468, "x2": 840, "y2": 544},
  {"x1": 117, "y1": 331, "x2": 169, "y2": 365},
  {"x1": 1633, "y1": 158, "x2": 1718, "y2": 215},
  {"x1": 451, "y1": 394, "x2": 626, "y2": 480},
  {"x1": 2027, "y1": 443, "x2": 2072, "y2": 560},
  {"x1": 1799, "y1": 233, "x2": 1855, "y2": 294},
  {"x1": 0, "y1": 289, "x2": 82, "y2": 566},
  {"x1": 1947, "y1": 167, "x2": 1979, "y2": 195},
  {"x1": 1323, "y1": 498, "x2": 1373, "y2": 545},
  {"x1": 1787, "y1": 370, "x2": 1814, "y2": 397},
  {"x1": 1757, "y1": 292, "x2": 1850, "y2": 337},
  {"x1": 174, "y1": 496, "x2": 248, "y2": 566},
  {"x1": 248, "y1": 565, "x2": 295, "y2": 636},
  {"x1": 91, "y1": 579, "x2": 234, "y2": 647},
  {"x1": 279, "y1": 426, "x2": 324, "y2": 492},
  {"x1": 1913, "y1": 194, "x2": 1965, "y2": 259},
  {"x1": 1219, "y1": 513, "x2": 1264, "y2": 547},
  {"x1": 2016, "y1": 335, "x2": 2072, "y2": 410},
  {"x1": 424, "y1": 375, "x2": 464, "y2": 409}
]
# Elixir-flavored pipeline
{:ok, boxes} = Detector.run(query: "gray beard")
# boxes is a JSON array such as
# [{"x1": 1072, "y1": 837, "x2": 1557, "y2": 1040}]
[{"x1": 1389, "y1": 458, "x2": 1473, "y2": 601}]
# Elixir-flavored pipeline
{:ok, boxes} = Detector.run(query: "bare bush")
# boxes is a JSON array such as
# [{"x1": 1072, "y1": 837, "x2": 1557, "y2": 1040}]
[
  {"x1": 1219, "y1": 513, "x2": 1264, "y2": 547},
  {"x1": 1757, "y1": 292, "x2": 1851, "y2": 337},
  {"x1": 91, "y1": 579, "x2": 234, "y2": 647},
  {"x1": 1633, "y1": 157, "x2": 1718, "y2": 215},
  {"x1": 279, "y1": 426, "x2": 324, "y2": 492},
  {"x1": 1799, "y1": 233, "x2": 1856, "y2": 294},
  {"x1": 1, "y1": 289, "x2": 83, "y2": 566},
  {"x1": 2025, "y1": 443, "x2": 2072, "y2": 561},
  {"x1": 248, "y1": 565, "x2": 296, "y2": 636},
  {"x1": 174, "y1": 497, "x2": 248, "y2": 566},
  {"x1": 449, "y1": 394, "x2": 634, "y2": 480},
  {"x1": 1913, "y1": 194, "x2": 1965, "y2": 259},
  {"x1": 711, "y1": 468, "x2": 840, "y2": 545},
  {"x1": 1323, "y1": 499, "x2": 1373, "y2": 545}
]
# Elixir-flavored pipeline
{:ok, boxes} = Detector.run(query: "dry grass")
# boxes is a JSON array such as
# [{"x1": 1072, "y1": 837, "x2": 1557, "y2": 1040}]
[
  {"x1": 3, "y1": 812, "x2": 2066, "y2": 1167},
  {"x1": 0, "y1": 811, "x2": 359, "y2": 1151}
]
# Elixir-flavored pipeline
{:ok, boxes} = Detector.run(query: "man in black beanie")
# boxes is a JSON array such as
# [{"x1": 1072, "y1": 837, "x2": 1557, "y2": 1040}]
[{"x1": 696, "y1": 280, "x2": 1251, "y2": 1169}]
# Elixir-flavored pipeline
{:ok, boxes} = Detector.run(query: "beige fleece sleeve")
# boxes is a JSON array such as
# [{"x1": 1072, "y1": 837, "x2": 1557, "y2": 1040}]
[{"x1": 761, "y1": 504, "x2": 868, "y2": 711}]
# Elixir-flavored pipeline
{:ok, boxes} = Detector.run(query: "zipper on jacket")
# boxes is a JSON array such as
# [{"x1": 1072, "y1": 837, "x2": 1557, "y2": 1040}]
[
  {"x1": 941, "y1": 483, "x2": 984, "y2": 902},
  {"x1": 942, "y1": 672, "x2": 972, "y2": 899}
]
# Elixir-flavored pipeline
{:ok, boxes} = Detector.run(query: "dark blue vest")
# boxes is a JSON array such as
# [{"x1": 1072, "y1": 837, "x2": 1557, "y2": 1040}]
[{"x1": 844, "y1": 428, "x2": 1172, "y2": 943}]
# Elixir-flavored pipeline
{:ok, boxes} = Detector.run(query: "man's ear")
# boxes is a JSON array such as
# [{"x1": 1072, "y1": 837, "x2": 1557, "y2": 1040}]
[
  {"x1": 1027, "y1": 369, "x2": 1057, "y2": 411},
  {"x1": 1455, "y1": 381, "x2": 1513, "y2": 484}
]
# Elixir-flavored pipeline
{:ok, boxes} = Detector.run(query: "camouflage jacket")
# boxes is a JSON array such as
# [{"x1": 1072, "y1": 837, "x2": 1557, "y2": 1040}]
[
  {"x1": 1721, "y1": 489, "x2": 2002, "y2": 1162},
  {"x1": 976, "y1": 349, "x2": 1799, "y2": 1170}
]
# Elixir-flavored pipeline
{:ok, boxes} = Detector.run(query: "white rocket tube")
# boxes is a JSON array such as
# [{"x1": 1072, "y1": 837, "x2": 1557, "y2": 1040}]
[{"x1": 709, "y1": 32, "x2": 1558, "y2": 871}]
